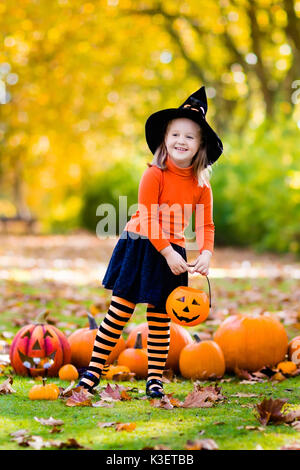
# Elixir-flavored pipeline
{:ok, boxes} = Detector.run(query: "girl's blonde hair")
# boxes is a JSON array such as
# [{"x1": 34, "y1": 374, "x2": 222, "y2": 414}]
[{"x1": 147, "y1": 119, "x2": 212, "y2": 187}]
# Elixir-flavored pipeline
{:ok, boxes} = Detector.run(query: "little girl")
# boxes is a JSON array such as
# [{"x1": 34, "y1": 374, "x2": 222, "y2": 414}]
[{"x1": 79, "y1": 86, "x2": 223, "y2": 398}]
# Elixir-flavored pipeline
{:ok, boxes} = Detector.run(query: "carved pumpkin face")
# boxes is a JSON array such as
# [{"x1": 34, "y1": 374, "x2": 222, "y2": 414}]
[
  {"x1": 10, "y1": 323, "x2": 71, "y2": 377},
  {"x1": 166, "y1": 286, "x2": 210, "y2": 327}
]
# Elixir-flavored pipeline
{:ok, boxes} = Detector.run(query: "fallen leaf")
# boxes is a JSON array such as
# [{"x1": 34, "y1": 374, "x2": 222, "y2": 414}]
[
  {"x1": 27, "y1": 435, "x2": 50, "y2": 450},
  {"x1": 92, "y1": 400, "x2": 115, "y2": 408},
  {"x1": 58, "y1": 381, "x2": 77, "y2": 397},
  {"x1": 168, "y1": 395, "x2": 182, "y2": 407},
  {"x1": 150, "y1": 393, "x2": 181, "y2": 408},
  {"x1": 244, "y1": 425, "x2": 266, "y2": 431},
  {"x1": 240, "y1": 380, "x2": 262, "y2": 385},
  {"x1": 34, "y1": 417, "x2": 64, "y2": 427},
  {"x1": 181, "y1": 384, "x2": 225, "y2": 409},
  {"x1": 65, "y1": 389, "x2": 93, "y2": 407},
  {"x1": 0, "y1": 340, "x2": 10, "y2": 355},
  {"x1": 281, "y1": 405, "x2": 300, "y2": 424},
  {"x1": 97, "y1": 422, "x2": 117, "y2": 428},
  {"x1": 99, "y1": 383, "x2": 128, "y2": 401},
  {"x1": 0, "y1": 376, "x2": 16, "y2": 394},
  {"x1": 111, "y1": 371, "x2": 136, "y2": 382},
  {"x1": 10, "y1": 430, "x2": 51, "y2": 450},
  {"x1": 51, "y1": 438, "x2": 86, "y2": 449},
  {"x1": 254, "y1": 368, "x2": 276, "y2": 379},
  {"x1": 237, "y1": 371, "x2": 267, "y2": 383},
  {"x1": 255, "y1": 398, "x2": 288, "y2": 425},
  {"x1": 150, "y1": 395, "x2": 174, "y2": 410},
  {"x1": 271, "y1": 372, "x2": 286, "y2": 382},
  {"x1": 149, "y1": 384, "x2": 225, "y2": 410},
  {"x1": 231, "y1": 393, "x2": 259, "y2": 398},
  {"x1": 50, "y1": 426, "x2": 62, "y2": 434},
  {"x1": 142, "y1": 445, "x2": 171, "y2": 450},
  {"x1": 115, "y1": 422, "x2": 136, "y2": 432},
  {"x1": 184, "y1": 438, "x2": 219, "y2": 450},
  {"x1": 97, "y1": 421, "x2": 136, "y2": 431},
  {"x1": 291, "y1": 421, "x2": 300, "y2": 431},
  {"x1": 1, "y1": 331, "x2": 14, "y2": 339},
  {"x1": 120, "y1": 390, "x2": 132, "y2": 401},
  {"x1": 10, "y1": 429, "x2": 30, "y2": 445},
  {"x1": 234, "y1": 368, "x2": 254, "y2": 380}
]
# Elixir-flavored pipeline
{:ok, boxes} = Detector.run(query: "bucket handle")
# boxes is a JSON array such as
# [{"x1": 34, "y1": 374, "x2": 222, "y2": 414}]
[
  {"x1": 205, "y1": 275, "x2": 212, "y2": 308},
  {"x1": 187, "y1": 266, "x2": 212, "y2": 308}
]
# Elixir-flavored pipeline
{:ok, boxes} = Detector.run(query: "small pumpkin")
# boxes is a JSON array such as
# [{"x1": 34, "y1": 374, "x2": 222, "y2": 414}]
[
  {"x1": 29, "y1": 378, "x2": 60, "y2": 400},
  {"x1": 166, "y1": 281, "x2": 211, "y2": 327},
  {"x1": 58, "y1": 364, "x2": 79, "y2": 381},
  {"x1": 277, "y1": 361, "x2": 297, "y2": 375},
  {"x1": 288, "y1": 336, "x2": 300, "y2": 367},
  {"x1": 68, "y1": 313, "x2": 125, "y2": 368},
  {"x1": 104, "y1": 365, "x2": 131, "y2": 380},
  {"x1": 126, "y1": 322, "x2": 192, "y2": 373},
  {"x1": 10, "y1": 310, "x2": 71, "y2": 377},
  {"x1": 214, "y1": 313, "x2": 288, "y2": 372},
  {"x1": 179, "y1": 333, "x2": 225, "y2": 380},
  {"x1": 118, "y1": 333, "x2": 148, "y2": 378}
]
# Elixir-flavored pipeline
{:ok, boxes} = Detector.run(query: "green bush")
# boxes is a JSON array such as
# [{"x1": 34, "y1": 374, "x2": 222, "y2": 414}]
[
  {"x1": 80, "y1": 159, "x2": 141, "y2": 235},
  {"x1": 212, "y1": 113, "x2": 300, "y2": 254}
]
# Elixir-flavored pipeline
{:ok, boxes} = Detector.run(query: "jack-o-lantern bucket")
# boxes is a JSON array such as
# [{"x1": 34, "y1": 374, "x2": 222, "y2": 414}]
[{"x1": 166, "y1": 277, "x2": 211, "y2": 327}]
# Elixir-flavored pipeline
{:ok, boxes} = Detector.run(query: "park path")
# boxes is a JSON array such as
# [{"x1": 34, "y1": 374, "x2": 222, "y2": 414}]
[{"x1": 0, "y1": 232, "x2": 299, "y2": 285}]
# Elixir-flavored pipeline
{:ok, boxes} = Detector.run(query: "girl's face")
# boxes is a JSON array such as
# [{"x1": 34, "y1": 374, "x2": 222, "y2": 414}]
[{"x1": 164, "y1": 118, "x2": 202, "y2": 167}]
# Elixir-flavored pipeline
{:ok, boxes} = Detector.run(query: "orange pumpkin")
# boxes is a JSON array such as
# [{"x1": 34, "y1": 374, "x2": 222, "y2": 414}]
[
  {"x1": 179, "y1": 333, "x2": 225, "y2": 380},
  {"x1": 214, "y1": 313, "x2": 288, "y2": 372},
  {"x1": 68, "y1": 313, "x2": 126, "y2": 367},
  {"x1": 288, "y1": 336, "x2": 300, "y2": 367},
  {"x1": 29, "y1": 379, "x2": 60, "y2": 400},
  {"x1": 166, "y1": 284, "x2": 210, "y2": 327},
  {"x1": 58, "y1": 364, "x2": 79, "y2": 381},
  {"x1": 277, "y1": 361, "x2": 297, "y2": 374},
  {"x1": 118, "y1": 333, "x2": 148, "y2": 378},
  {"x1": 10, "y1": 311, "x2": 71, "y2": 377},
  {"x1": 104, "y1": 365, "x2": 131, "y2": 380},
  {"x1": 126, "y1": 322, "x2": 192, "y2": 373}
]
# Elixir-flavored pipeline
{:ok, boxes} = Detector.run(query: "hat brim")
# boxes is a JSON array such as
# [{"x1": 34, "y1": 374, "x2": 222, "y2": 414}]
[{"x1": 145, "y1": 108, "x2": 223, "y2": 165}]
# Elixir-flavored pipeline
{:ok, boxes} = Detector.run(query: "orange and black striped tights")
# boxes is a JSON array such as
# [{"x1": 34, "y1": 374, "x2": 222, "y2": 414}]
[{"x1": 79, "y1": 295, "x2": 170, "y2": 394}]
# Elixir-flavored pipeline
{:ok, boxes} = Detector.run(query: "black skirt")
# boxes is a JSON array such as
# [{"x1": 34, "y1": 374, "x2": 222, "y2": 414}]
[{"x1": 101, "y1": 231, "x2": 188, "y2": 311}]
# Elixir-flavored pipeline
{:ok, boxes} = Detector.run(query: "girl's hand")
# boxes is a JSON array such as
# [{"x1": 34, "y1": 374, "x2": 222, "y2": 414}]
[
  {"x1": 160, "y1": 246, "x2": 190, "y2": 275},
  {"x1": 188, "y1": 250, "x2": 212, "y2": 276}
]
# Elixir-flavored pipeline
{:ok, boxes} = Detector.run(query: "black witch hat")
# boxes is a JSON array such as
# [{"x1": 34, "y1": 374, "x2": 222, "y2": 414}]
[{"x1": 145, "y1": 86, "x2": 223, "y2": 165}]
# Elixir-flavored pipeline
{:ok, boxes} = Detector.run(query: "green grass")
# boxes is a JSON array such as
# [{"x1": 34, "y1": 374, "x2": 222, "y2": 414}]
[
  {"x1": 1, "y1": 277, "x2": 300, "y2": 450},
  {"x1": 1, "y1": 376, "x2": 300, "y2": 450}
]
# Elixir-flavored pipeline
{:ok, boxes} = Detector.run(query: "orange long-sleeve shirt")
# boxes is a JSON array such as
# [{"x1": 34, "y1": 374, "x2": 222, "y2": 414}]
[{"x1": 124, "y1": 155, "x2": 215, "y2": 253}]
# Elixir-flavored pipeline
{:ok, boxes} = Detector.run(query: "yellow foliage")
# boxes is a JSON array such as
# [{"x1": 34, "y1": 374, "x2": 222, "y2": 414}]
[{"x1": 0, "y1": 0, "x2": 297, "y2": 232}]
